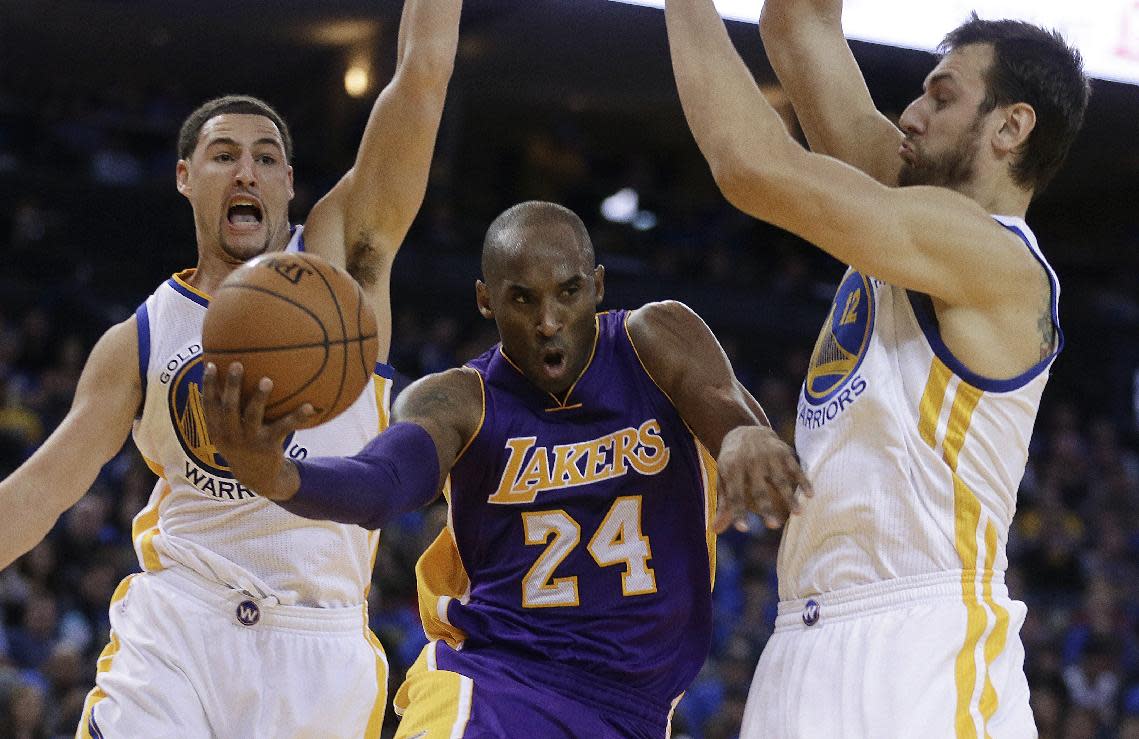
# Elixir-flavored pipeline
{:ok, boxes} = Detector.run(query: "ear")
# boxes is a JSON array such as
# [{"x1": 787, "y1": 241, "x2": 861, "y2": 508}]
[
  {"x1": 176, "y1": 159, "x2": 191, "y2": 198},
  {"x1": 593, "y1": 265, "x2": 606, "y2": 306},
  {"x1": 475, "y1": 280, "x2": 494, "y2": 319},
  {"x1": 994, "y1": 102, "x2": 1036, "y2": 157}
]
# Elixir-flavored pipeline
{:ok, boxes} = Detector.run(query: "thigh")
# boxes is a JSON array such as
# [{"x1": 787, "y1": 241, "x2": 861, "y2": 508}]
[{"x1": 77, "y1": 575, "x2": 213, "y2": 739}]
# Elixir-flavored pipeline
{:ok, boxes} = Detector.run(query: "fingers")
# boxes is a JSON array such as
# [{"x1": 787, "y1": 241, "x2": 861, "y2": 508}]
[
  {"x1": 266, "y1": 402, "x2": 317, "y2": 440},
  {"x1": 242, "y1": 376, "x2": 272, "y2": 429}
]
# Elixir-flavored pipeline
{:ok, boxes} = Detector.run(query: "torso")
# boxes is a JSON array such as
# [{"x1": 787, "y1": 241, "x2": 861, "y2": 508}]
[
  {"x1": 130, "y1": 226, "x2": 393, "y2": 607},
  {"x1": 780, "y1": 216, "x2": 1060, "y2": 600},
  {"x1": 415, "y1": 310, "x2": 717, "y2": 706}
]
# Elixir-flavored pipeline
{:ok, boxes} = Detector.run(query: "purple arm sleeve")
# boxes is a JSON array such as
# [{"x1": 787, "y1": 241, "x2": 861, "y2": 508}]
[{"x1": 278, "y1": 422, "x2": 441, "y2": 530}]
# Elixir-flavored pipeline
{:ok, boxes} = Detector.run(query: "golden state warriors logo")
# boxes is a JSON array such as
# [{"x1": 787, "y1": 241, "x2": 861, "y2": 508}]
[
  {"x1": 168, "y1": 355, "x2": 232, "y2": 476},
  {"x1": 804, "y1": 271, "x2": 875, "y2": 405}
]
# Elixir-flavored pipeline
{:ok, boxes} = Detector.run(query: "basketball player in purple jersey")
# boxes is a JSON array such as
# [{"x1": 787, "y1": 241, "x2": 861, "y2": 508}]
[
  {"x1": 204, "y1": 201, "x2": 808, "y2": 737},
  {"x1": 0, "y1": 1, "x2": 461, "y2": 735}
]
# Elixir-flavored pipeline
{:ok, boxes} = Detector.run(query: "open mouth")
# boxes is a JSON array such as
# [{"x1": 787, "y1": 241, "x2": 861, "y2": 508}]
[
  {"x1": 227, "y1": 199, "x2": 263, "y2": 228},
  {"x1": 541, "y1": 348, "x2": 566, "y2": 373}
]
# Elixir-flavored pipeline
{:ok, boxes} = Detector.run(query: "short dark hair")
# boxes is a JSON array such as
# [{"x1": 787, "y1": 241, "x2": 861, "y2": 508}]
[
  {"x1": 481, "y1": 201, "x2": 595, "y2": 281},
  {"x1": 177, "y1": 95, "x2": 294, "y2": 163},
  {"x1": 940, "y1": 14, "x2": 1090, "y2": 195}
]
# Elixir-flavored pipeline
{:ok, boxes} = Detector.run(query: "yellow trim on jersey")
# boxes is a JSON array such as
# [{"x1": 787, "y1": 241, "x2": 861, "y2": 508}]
[
  {"x1": 372, "y1": 373, "x2": 392, "y2": 434},
  {"x1": 76, "y1": 575, "x2": 137, "y2": 739},
  {"x1": 695, "y1": 438, "x2": 719, "y2": 588},
  {"x1": 454, "y1": 368, "x2": 486, "y2": 464},
  {"x1": 942, "y1": 379, "x2": 988, "y2": 739},
  {"x1": 132, "y1": 481, "x2": 172, "y2": 572},
  {"x1": 141, "y1": 455, "x2": 164, "y2": 478},
  {"x1": 393, "y1": 643, "x2": 473, "y2": 738},
  {"x1": 361, "y1": 606, "x2": 389, "y2": 739},
  {"x1": 415, "y1": 528, "x2": 471, "y2": 648},
  {"x1": 171, "y1": 269, "x2": 212, "y2": 302},
  {"x1": 918, "y1": 358, "x2": 953, "y2": 448}
]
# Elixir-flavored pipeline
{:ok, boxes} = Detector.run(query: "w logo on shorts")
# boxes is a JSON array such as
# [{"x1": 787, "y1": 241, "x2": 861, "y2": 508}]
[{"x1": 236, "y1": 600, "x2": 261, "y2": 626}]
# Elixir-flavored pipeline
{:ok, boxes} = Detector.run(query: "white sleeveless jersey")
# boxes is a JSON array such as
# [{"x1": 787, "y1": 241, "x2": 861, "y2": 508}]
[
  {"x1": 781, "y1": 216, "x2": 1060, "y2": 601},
  {"x1": 130, "y1": 227, "x2": 393, "y2": 607}
]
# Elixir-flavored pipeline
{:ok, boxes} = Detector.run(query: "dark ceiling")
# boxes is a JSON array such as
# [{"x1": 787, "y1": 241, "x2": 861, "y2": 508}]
[{"x1": 2, "y1": 0, "x2": 1138, "y2": 263}]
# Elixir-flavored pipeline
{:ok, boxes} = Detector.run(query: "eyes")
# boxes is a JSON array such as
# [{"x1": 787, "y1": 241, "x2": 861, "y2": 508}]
[
  {"x1": 211, "y1": 152, "x2": 279, "y2": 165},
  {"x1": 510, "y1": 284, "x2": 582, "y2": 305}
]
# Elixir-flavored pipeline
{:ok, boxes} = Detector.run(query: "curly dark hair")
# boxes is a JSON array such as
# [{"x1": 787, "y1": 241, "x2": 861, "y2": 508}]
[{"x1": 940, "y1": 14, "x2": 1090, "y2": 196}]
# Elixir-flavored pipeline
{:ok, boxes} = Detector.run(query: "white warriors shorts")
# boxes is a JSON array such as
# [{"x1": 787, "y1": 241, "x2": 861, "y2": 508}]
[
  {"x1": 76, "y1": 566, "x2": 389, "y2": 738},
  {"x1": 740, "y1": 571, "x2": 1035, "y2": 739}
]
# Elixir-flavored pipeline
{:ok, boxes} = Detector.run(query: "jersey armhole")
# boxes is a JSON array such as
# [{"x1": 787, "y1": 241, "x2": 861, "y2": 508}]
[
  {"x1": 134, "y1": 302, "x2": 151, "y2": 405},
  {"x1": 906, "y1": 225, "x2": 1061, "y2": 393}
]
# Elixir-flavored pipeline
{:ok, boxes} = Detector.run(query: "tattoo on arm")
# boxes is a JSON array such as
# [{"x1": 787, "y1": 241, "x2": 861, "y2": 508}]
[{"x1": 1038, "y1": 303, "x2": 1056, "y2": 360}]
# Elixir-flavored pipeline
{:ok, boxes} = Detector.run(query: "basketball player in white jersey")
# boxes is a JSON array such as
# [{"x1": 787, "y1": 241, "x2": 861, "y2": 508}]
[
  {"x1": 0, "y1": 1, "x2": 461, "y2": 735},
  {"x1": 665, "y1": 1, "x2": 1089, "y2": 736}
]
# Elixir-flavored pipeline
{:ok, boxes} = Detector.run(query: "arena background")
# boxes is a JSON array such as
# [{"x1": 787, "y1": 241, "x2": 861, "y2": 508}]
[{"x1": 0, "y1": 1, "x2": 1137, "y2": 736}]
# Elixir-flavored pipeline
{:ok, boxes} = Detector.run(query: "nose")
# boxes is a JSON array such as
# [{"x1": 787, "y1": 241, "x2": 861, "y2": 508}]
[
  {"x1": 898, "y1": 98, "x2": 924, "y2": 137},
  {"x1": 234, "y1": 152, "x2": 257, "y2": 187},
  {"x1": 536, "y1": 299, "x2": 562, "y2": 339}
]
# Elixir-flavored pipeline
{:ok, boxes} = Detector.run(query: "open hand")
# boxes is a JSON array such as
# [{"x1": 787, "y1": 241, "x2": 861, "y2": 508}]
[
  {"x1": 201, "y1": 362, "x2": 314, "y2": 501},
  {"x1": 714, "y1": 425, "x2": 812, "y2": 533}
]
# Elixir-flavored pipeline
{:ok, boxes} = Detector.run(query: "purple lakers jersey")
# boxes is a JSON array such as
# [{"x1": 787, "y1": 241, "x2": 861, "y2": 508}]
[{"x1": 415, "y1": 310, "x2": 717, "y2": 707}]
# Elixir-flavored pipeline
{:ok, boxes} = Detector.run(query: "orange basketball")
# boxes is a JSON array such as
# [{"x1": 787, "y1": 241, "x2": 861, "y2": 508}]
[{"x1": 202, "y1": 252, "x2": 378, "y2": 429}]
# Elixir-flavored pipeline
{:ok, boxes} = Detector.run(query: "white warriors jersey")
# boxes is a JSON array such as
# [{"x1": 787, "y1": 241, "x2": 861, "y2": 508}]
[
  {"x1": 130, "y1": 226, "x2": 393, "y2": 607},
  {"x1": 781, "y1": 216, "x2": 1060, "y2": 601}
]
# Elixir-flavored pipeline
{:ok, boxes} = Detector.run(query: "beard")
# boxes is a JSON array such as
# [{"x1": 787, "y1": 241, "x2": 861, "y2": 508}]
[
  {"x1": 898, "y1": 112, "x2": 984, "y2": 189},
  {"x1": 219, "y1": 226, "x2": 274, "y2": 264}
]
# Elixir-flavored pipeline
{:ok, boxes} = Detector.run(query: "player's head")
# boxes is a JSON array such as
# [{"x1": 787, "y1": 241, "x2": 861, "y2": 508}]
[
  {"x1": 898, "y1": 14, "x2": 1088, "y2": 197},
  {"x1": 477, "y1": 201, "x2": 605, "y2": 396},
  {"x1": 175, "y1": 95, "x2": 296, "y2": 265}
]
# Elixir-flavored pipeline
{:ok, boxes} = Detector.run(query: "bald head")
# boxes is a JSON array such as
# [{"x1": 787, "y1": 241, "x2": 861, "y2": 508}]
[{"x1": 481, "y1": 201, "x2": 595, "y2": 283}]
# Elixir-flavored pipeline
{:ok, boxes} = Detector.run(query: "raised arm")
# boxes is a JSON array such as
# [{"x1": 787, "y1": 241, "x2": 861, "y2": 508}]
[
  {"x1": 0, "y1": 320, "x2": 140, "y2": 569},
  {"x1": 302, "y1": 0, "x2": 462, "y2": 357},
  {"x1": 627, "y1": 301, "x2": 809, "y2": 531},
  {"x1": 202, "y1": 363, "x2": 482, "y2": 529},
  {"x1": 759, "y1": 0, "x2": 904, "y2": 183},
  {"x1": 665, "y1": 1, "x2": 1041, "y2": 318}
]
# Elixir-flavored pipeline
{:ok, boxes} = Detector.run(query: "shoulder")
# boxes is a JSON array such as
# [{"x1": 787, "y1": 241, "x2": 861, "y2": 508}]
[
  {"x1": 627, "y1": 300, "x2": 707, "y2": 350},
  {"x1": 394, "y1": 367, "x2": 483, "y2": 418}
]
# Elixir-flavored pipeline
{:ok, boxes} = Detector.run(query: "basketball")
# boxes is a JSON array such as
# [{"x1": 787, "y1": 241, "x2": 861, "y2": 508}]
[{"x1": 202, "y1": 252, "x2": 378, "y2": 429}]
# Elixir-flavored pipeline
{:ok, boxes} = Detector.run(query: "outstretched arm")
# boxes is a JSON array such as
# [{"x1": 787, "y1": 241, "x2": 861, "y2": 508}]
[
  {"x1": 664, "y1": 0, "x2": 1039, "y2": 311},
  {"x1": 302, "y1": 0, "x2": 462, "y2": 358},
  {"x1": 626, "y1": 301, "x2": 810, "y2": 531},
  {"x1": 759, "y1": 0, "x2": 903, "y2": 183},
  {"x1": 0, "y1": 320, "x2": 140, "y2": 569},
  {"x1": 202, "y1": 363, "x2": 482, "y2": 529}
]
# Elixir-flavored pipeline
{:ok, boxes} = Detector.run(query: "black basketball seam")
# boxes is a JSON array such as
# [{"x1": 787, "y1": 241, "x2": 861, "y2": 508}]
[
  {"x1": 296, "y1": 254, "x2": 351, "y2": 421},
  {"x1": 210, "y1": 282, "x2": 332, "y2": 415}
]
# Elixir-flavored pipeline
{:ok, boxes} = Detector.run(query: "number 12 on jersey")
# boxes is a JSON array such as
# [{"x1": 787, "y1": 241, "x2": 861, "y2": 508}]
[{"x1": 520, "y1": 495, "x2": 657, "y2": 608}]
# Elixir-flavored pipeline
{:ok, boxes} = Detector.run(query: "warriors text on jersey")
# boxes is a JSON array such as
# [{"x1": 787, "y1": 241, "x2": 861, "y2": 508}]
[
  {"x1": 131, "y1": 227, "x2": 393, "y2": 606},
  {"x1": 782, "y1": 216, "x2": 1061, "y2": 601},
  {"x1": 412, "y1": 310, "x2": 718, "y2": 708}
]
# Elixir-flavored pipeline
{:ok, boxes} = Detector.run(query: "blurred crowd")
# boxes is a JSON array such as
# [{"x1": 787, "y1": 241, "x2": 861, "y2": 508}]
[{"x1": 2, "y1": 68, "x2": 1139, "y2": 739}]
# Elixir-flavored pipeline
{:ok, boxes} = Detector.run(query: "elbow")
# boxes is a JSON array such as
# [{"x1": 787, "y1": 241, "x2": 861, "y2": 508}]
[
  {"x1": 709, "y1": 156, "x2": 768, "y2": 215},
  {"x1": 398, "y1": 42, "x2": 457, "y2": 92}
]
